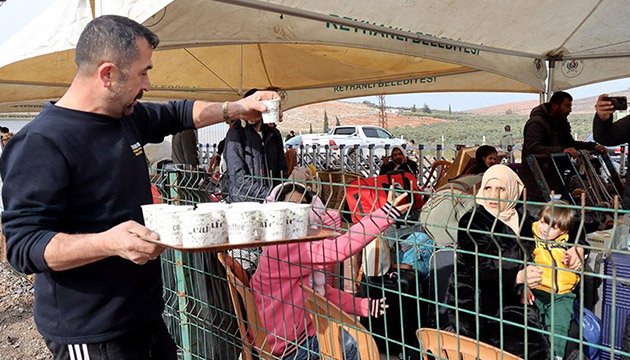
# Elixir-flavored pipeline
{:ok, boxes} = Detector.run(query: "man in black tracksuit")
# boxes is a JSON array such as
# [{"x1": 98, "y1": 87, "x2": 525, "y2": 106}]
[{"x1": 520, "y1": 91, "x2": 605, "y2": 202}]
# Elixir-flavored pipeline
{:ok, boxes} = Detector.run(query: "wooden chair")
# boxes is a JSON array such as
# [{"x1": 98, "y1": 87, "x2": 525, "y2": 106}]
[
  {"x1": 417, "y1": 328, "x2": 523, "y2": 360},
  {"x1": 301, "y1": 284, "x2": 380, "y2": 360},
  {"x1": 216, "y1": 253, "x2": 274, "y2": 360},
  {"x1": 422, "y1": 160, "x2": 452, "y2": 193}
]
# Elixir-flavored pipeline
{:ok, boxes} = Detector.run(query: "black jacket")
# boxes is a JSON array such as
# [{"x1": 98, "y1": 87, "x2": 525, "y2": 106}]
[
  {"x1": 521, "y1": 103, "x2": 597, "y2": 200},
  {"x1": 2, "y1": 101, "x2": 194, "y2": 343},
  {"x1": 445, "y1": 205, "x2": 551, "y2": 359},
  {"x1": 378, "y1": 158, "x2": 418, "y2": 177},
  {"x1": 593, "y1": 113, "x2": 630, "y2": 209},
  {"x1": 223, "y1": 120, "x2": 288, "y2": 202}
]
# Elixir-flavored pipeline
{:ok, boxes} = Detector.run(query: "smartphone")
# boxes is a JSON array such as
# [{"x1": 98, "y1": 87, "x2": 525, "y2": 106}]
[{"x1": 603, "y1": 96, "x2": 628, "y2": 111}]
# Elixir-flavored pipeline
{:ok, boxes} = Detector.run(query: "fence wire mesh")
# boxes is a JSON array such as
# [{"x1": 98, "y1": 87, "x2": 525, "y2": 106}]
[{"x1": 150, "y1": 166, "x2": 630, "y2": 360}]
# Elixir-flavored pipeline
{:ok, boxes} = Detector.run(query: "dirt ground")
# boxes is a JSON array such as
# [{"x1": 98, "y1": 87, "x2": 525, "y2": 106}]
[{"x1": 0, "y1": 262, "x2": 51, "y2": 359}]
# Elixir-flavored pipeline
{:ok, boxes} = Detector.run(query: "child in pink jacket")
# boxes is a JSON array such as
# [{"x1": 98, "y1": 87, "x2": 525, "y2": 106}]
[{"x1": 251, "y1": 183, "x2": 410, "y2": 359}]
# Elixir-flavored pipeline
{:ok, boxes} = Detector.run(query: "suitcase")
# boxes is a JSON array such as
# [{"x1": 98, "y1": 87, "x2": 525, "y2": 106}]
[
  {"x1": 600, "y1": 253, "x2": 630, "y2": 360},
  {"x1": 359, "y1": 268, "x2": 419, "y2": 354},
  {"x1": 346, "y1": 170, "x2": 423, "y2": 223}
]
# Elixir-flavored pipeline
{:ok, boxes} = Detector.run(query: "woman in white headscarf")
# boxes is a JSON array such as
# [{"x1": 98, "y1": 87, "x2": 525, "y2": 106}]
[{"x1": 445, "y1": 165, "x2": 551, "y2": 359}]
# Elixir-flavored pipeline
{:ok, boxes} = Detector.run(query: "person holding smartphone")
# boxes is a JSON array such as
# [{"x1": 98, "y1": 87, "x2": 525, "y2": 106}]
[{"x1": 593, "y1": 93, "x2": 630, "y2": 209}]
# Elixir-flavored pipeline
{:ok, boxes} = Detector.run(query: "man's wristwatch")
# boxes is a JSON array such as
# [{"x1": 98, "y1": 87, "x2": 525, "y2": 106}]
[{"x1": 222, "y1": 101, "x2": 230, "y2": 124}]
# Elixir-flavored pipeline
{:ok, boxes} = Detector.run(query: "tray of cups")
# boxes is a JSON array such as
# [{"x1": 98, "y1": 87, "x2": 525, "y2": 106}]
[{"x1": 140, "y1": 202, "x2": 339, "y2": 252}]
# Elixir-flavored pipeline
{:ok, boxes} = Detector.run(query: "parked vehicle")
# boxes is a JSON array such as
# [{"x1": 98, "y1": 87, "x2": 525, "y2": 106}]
[{"x1": 298, "y1": 125, "x2": 405, "y2": 157}]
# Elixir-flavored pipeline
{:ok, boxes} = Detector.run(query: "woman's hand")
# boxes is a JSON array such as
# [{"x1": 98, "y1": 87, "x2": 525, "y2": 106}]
[
  {"x1": 387, "y1": 184, "x2": 411, "y2": 213},
  {"x1": 516, "y1": 265, "x2": 543, "y2": 287},
  {"x1": 563, "y1": 246, "x2": 585, "y2": 271},
  {"x1": 370, "y1": 297, "x2": 389, "y2": 318}
]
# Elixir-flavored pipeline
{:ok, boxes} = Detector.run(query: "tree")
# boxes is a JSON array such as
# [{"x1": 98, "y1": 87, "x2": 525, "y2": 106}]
[
  {"x1": 422, "y1": 103, "x2": 432, "y2": 114},
  {"x1": 411, "y1": 104, "x2": 417, "y2": 113},
  {"x1": 335, "y1": 115, "x2": 341, "y2": 126},
  {"x1": 448, "y1": 104, "x2": 452, "y2": 114},
  {"x1": 323, "y1": 110, "x2": 329, "y2": 132},
  {"x1": 309, "y1": 123, "x2": 313, "y2": 134}
]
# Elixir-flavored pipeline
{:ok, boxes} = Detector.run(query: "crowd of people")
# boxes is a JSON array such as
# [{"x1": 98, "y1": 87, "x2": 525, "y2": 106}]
[{"x1": 2, "y1": 14, "x2": 628, "y2": 360}]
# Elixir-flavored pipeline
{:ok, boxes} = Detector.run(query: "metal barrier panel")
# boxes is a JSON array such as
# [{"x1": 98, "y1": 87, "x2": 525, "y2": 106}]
[{"x1": 152, "y1": 168, "x2": 630, "y2": 360}]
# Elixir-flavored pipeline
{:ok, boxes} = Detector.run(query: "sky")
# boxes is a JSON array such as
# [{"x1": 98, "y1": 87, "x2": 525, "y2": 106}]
[{"x1": 1, "y1": 0, "x2": 629, "y2": 112}]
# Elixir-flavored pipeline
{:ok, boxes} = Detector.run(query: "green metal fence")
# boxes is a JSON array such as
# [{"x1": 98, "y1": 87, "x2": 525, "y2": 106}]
[{"x1": 150, "y1": 166, "x2": 630, "y2": 360}]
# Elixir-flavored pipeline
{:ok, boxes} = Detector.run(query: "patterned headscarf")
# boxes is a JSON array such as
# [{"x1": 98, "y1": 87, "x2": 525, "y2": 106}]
[{"x1": 475, "y1": 164, "x2": 524, "y2": 234}]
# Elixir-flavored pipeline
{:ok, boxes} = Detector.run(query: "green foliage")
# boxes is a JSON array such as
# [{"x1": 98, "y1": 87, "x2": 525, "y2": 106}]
[
  {"x1": 388, "y1": 111, "x2": 595, "y2": 147},
  {"x1": 411, "y1": 104, "x2": 417, "y2": 113},
  {"x1": 448, "y1": 104, "x2": 452, "y2": 114},
  {"x1": 335, "y1": 115, "x2": 341, "y2": 126},
  {"x1": 422, "y1": 103, "x2": 432, "y2": 114},
  {"x1": 323, "y1": 110, "x2": 329, "y2": 132}
]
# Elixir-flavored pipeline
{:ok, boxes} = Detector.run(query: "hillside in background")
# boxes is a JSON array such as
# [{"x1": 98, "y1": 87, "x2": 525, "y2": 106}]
[
  {"x1": 281, "y1": 101, "x2": 450, "y2": 135},
  {"x1": 283, "y1": 91, "x2": 630, "y2": 146}
]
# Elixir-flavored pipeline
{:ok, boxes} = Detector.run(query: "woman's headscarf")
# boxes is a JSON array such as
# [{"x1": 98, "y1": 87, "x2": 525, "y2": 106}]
[
  {"x1": 390, "y1": 145, "x2": 407, "y2": 159},
  {"x1": 474, "y1": 145, "x2": 498, "y2": 172},
  {"x1": 475, "y1": 164, "x2": 524, "y2": 234}
]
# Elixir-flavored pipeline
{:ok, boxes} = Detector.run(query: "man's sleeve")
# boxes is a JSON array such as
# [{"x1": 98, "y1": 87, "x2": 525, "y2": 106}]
[
  {"x1": 134, "y1": 100, "x2": 195, "y2": 145},
  {"x1": 524, "y1": 120, "x2": 563, "y2": 154},
  {"x1": 1, "y1": 132, "x2": 67, "y2": 274},
  {"x1": 224, "y1": 130, "x2": 269, "y2": 201},
  {"x1": 593, "y1": 113, "x2": 630, "y2": 146}
]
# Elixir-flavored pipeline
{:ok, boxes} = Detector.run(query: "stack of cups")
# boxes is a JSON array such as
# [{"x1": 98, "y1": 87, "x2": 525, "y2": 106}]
[
  {"x1": 225, "y1": 202, "x2": 262, "y2": 243},
  {"x1": 141, "y1": 204, "x2": 193, "y2": 246},
  {"x1": 141, "y1": 201, "x2": 313, "y2": 247},
  {"x1": 180, "y1": 203, "x2": 230, "y2": 247}
]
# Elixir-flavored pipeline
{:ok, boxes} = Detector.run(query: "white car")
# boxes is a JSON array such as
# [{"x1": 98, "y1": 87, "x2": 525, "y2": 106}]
[{"x1": 299, "y1": 125, "x2": 405, "y2": 157}]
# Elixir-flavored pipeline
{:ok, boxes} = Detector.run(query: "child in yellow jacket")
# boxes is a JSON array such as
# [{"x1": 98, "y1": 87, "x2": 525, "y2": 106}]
[{"x1": 530, "y1": 201, "x2": 584, "y2": 359}]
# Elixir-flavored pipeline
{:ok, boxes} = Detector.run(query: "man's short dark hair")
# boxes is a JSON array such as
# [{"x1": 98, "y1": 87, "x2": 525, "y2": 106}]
[
  {"x1": 244, "y1": 88, "x2": 259, "y2": 98},
  {"x1": 0, "y1": 127, "x2": 9, "y2": 134},
  {"x1": 75, "y1": 15, "x2": 159, "y2": 77},
  {"x1": 504, "y1": 125, "x2": 511, "y2": 132},
  {"x1": 549, "y1": 91, "x2": 573, "y2": 105}
]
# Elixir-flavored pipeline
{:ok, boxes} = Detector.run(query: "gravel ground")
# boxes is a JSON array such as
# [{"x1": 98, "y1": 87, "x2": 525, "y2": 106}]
[{"x1": 0, "y1": 262, "x2": 51, "y2": 360}]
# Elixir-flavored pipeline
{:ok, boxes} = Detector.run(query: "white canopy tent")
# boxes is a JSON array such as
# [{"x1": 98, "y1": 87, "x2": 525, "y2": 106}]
[{"x1": 0, "y1": 0, "x2": 627, "y2": 111}]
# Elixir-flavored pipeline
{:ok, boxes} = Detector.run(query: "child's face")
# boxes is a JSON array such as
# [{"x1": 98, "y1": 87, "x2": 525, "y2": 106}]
[{"x1": 537, "y1": 219, "x2": 565, "y2": 240}]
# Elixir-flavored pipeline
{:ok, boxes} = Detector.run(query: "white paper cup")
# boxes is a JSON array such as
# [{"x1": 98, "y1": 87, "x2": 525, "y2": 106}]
[
  {"x1": 261, "y1": 99, "x2": 280, "y2": 124},
  {"x1": 285, "y1": 203, "x2": 311, "y2": 239},
  {"x1": 152, "y1": 205, "x2": 194, "y2": 246},
  {"x1": 259, "y1": 204, "x2": 287, "y2": 241},
  {"x1": 225, "y1": 205, "x2": 260, "y2": 244},
  {"x1": 141, "y1": 204, "x2": 173, "y2": 230},
  {"x1": 180, "y1": 209, "x2": 228, "y2": 247}
]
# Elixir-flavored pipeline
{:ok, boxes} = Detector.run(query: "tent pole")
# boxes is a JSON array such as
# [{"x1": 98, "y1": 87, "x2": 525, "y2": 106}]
[
  {"x1": 539, "y1": 92, "x2": 545, "y2": 105},
  {"x1": 546, "y1": 60, "x2": 556, "y2": 102}
]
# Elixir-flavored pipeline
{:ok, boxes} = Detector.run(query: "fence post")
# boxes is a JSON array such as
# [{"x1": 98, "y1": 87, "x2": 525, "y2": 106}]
[
  {"x1": 168, "y1": 172, "x2": 192, "y2": 360},
  {"x1": 419, "y1": 144, "x2": 425, "y2": 182},
  {"x1": 368, "y1": 144, "x2": 375, "y2": 177},
  {"x1": 507, "y1": 144, "x2": 514, "y2": 164},
  {"x1": 436, "y1": 144, "x2": 443, "y2": 161},
  {"x1": 339, "y1": 144, "x2": 346, "y2": 173},
  {"x1": 353, "y1": 144, "x2": 360, "y2": 174},
  {"x1": 311, "y1": 144, "x2": 318, "y2": 168},
  {"x1": 620, "y1": 145, "x2": 627, "y2": 176},
  {"x1": 299, "y1": 144, "x2": 305, "y2": 167},
  {"x1": 324, "y1": 145, "x2": 330, "y2": 170}
]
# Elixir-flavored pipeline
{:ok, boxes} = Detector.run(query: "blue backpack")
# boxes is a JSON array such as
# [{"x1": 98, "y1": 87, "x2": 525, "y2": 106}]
[
  {"x1": 573, "y1": 301, "x2": 601, "y2": 360},
  {"x1": 397, "y1": 232, "x2": 434, "y2": 279}
]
